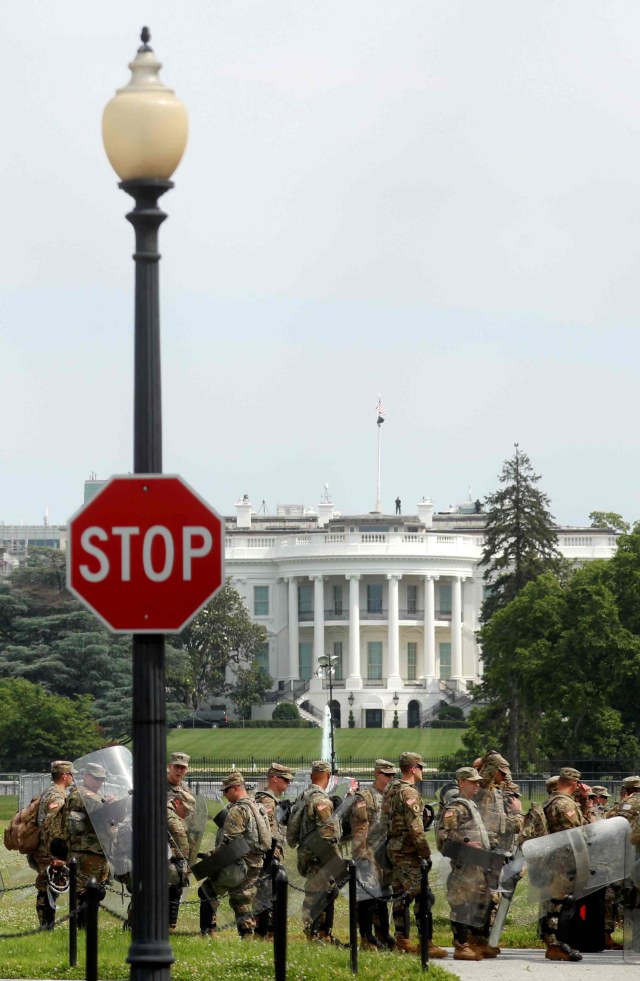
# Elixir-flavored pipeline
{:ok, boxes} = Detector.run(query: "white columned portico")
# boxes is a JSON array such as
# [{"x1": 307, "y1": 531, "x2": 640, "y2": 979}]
[
  {"x1": 423, "y1": 574, "x2": 436, "y2": 681},
  {"x1": 287, "y1": 576, "x2": 299, "y2": 681},
  {"x1": 387, "y1": 573, "x2": 402, "y2": 687},
  {"x1": 451, "y1": 575, "x2": 463, "y2": 680},
  {"x1": 346, "y1": 574, "x2": 362, "y2": 687}
]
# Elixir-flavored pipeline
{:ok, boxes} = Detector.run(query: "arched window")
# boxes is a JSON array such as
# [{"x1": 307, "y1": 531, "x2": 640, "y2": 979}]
[
  {"x1": 407, "y1": 699, "x2": 421, "y2": 729},
  {"x1": 329, "y1": 699, "x2": 341, "y2": 729}
]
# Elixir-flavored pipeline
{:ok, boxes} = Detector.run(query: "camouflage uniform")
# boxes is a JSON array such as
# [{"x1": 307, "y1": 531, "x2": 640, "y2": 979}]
[
  {"x1": 473, "y1": 752, "x2": 523, "y2": 949},
  {"x1": 49, "y1": 770, "x2": 111, "y2": 929},
  {"x1": 295, "y1": 772, "x2": 342, "y2": 940},
  {"x1": 199, "y1": 773, "x2": 270, "y2": 937},
  {"x1": 436, "y1": 778, "x2": 491, "y2": 950},
  {"x1": 539, "y1": 769, "x2": 586, "y2": 958},
  {"x1": 381, "y1": 753, "x2": 434, "y2": 948},
  {"x1": 607, "y1": 778, "x2": 640, "y2": 944},
  {"x1": 253, "y1": 761, "x2": 292, "y2": 937},
  {"x1": 351, "y1": 763, "x2": 395, "y2": 948},
  {"x1": 167, "y1": 793, "x2": 192, "y2": 931},
  {"x1": 33, "y1": 763, "x2": 72, "y2": 928}
]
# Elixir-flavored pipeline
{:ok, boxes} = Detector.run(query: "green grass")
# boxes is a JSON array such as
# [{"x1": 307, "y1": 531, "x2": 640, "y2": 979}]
[{"x1": 166, "y1": 727, "x2": 464, "y2": 766}]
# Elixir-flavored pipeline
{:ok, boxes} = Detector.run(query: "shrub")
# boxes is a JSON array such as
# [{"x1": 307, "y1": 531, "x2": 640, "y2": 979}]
[{"x1": 272, "y1": 702, "x2": 301, "y2": 722}]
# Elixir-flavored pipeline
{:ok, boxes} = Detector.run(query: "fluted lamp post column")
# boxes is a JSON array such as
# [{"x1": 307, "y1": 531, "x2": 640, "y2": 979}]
[{"x1": 102, "y1": 28, "x2": 188, "y2": 981}]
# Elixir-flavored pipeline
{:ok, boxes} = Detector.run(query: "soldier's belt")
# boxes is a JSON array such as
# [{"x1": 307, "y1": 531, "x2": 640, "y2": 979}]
[
  {"x1": 442, "y1": 839, "x2": 505, "y2": 874},
  {"x1": 191, "y1": 837, "x2": 251, "y2": 881}
]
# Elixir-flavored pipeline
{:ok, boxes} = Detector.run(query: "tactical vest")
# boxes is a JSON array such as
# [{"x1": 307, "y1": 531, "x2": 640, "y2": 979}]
[
  {"x1": 287, "y1": 785, "x2": 332, "y2": 848},
  {"x1": 227, "y1": 797, "x2": 272, "y2": 853},
  {"x1": 437, "y1": 795, "x2": 490, "y2": 852},
  {"x1": 355, "y1": 786, "x2": 385, "y2": 850}
]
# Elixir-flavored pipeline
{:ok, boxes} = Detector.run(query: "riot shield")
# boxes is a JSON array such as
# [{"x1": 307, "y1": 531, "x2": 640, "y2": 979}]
[
  {"x1": 522, "y1": 816, "x2": 629, "y2": 905},
  {"x1": 185, "y1": 794, "x2": 208, "y2": 867},
  {"x1": 438, "y1": 838, "x2": 504, "y2": 928},
  {"x1": 474, "y1": 784, "x2": 515, "y2": 855},
  {"x1": 623, "y1": 824, "x2": 640, "y2": 962},
  {"x1": 488, "y1": 848, "x2": 525, "y2": 946},
  {"x1": 72, "y1": 746, "x2": 133, "y2": 876}
]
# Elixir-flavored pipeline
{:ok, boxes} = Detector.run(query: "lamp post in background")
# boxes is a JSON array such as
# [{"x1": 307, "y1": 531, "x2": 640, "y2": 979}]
[
  {"x1": 317, "y1": 653, "x2": 339, "y2": 775},
  {"x1": 102, "y1": 29, "x2": 188, "y2": 981}
]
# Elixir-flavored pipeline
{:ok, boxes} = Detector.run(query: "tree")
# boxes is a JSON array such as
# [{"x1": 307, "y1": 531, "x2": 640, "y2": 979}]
[
  {"x1": 229, "y1": 663, "x2": 272, "y2": 722},
  {"x1": 589, "y1": 511, "x2": 629, "y2": 534},
  {"x1": 480, "y1": 444, "x2": 562, "y2": 621},
  {"x1": 175, "y1": 579, "x2": 268, "y2": 710},
  {"x1": 272, "y1": 702, "x2": 301, "y2": 721},
  {"x1": 0, "y1": 678, "x2": 103, "y2": 769}
]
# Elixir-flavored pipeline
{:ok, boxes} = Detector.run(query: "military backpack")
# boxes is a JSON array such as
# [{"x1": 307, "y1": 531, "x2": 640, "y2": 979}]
[
  {"x1": 519, "y1": 801, "x2": 550, "y2": 844},
  {"x1": 3, "y1": 796, "x2": 42, "y2": 855}
]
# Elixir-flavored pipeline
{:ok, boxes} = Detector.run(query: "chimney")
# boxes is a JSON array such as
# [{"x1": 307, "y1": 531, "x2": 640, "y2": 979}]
[
  {"x1": 236, "y1": 495, "x2": 252, "y2": 530},
  {"x1": 417, "y1": 498, "x2": 434, "y2": 528}
]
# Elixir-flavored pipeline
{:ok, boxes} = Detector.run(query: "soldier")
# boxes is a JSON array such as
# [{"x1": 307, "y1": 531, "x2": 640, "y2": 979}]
[
  {"x1": 198, "y1": 771, "x2": 271, "y2": 938},
  {"x1": 591, "y1": 786, "x2": 610, "y2": 819},
  {"x1": 382, "y1": 751, "x2": 447, "y2": 959},
  {"x1": 473, "y1": 750, "x2": 523, "y2": 955},
  {"x1": 539, "y1": 765, "x2": 585, "y2": 962},
  {"x1": 436, "y1": 765, "x2": 493, "y2": 961},
  {"x1": 168, "y1": 789, "x2": 194, "y2": 932},
  {"x1": 607, "y1": 775, "x2": 640, "y2": 825},
  {"x1": 286, "y1": 760, "x2": 343, "y2": 942},
  {"x1": 167, "y1": 752, "x2": 194, "y2": 800},
  {"x1": 32, "y1": 760, "x2": 75, "y2": 929},
  {"x1": 350, "y1": 758, "x2": 396, "y2": 950},
  {"x1": 254, "y1": 762, "x2": 293, "y2": 938},
  {"x1": 49, "y1": 762, "x2": 114, "y2": 929}
]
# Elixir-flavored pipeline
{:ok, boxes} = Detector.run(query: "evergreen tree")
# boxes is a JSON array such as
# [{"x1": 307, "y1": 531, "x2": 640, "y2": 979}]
[{"x1": 480, "y1": 444, "x2": 562, "y2": 621}]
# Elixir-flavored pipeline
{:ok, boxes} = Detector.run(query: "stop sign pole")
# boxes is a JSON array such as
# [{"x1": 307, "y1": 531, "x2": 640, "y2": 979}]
[{"x1": 101, "y1": 30, "x2": 190, "y2": 981}]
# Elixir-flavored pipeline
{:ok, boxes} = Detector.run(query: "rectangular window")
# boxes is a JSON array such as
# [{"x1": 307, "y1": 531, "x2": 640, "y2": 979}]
[
  {"x1": 365, "y1": 709, "x2": 383, "y2": 728},
  {"x1": 298, "y1": 584, "x2": 313, "y2": 615},
  {"x1": 299, "y1": 642, "x2": 312, "y2": 681},
  {"x1": 333, "y1": 585, "x2": 343, "y2": 615},
  {"x1": 253, "y1": 585, "x2": 269, "y2": 616},
  {"x1": 407, "y1": 584, "x2": 418, "y2": 614},
  {"x1": 333, "y1": 641, "x2": 343, "y2": 680},
  {"x1": 256, "y1": 642, "x2": 269, "y2": 673},
  {"x1": 438, "y1": 583, "x2": 452, "y2": 615},
  {"x1": 367, "y1": 641, "x2": 383, "y2": 680},
  {"x1": 367, "y1": 583, "x2": 383, "y2": 614},
  {"x1": 439, "y1": 642, "x2": 452, "y2": 681},
  {"x1": 407, "y1": 641, "x2": 417, "y2": 680}
]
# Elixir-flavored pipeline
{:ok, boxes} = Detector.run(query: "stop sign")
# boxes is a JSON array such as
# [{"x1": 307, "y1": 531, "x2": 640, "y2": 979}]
[{"x1": 67, "y1": 475, "x2": 224, "y2": 633}]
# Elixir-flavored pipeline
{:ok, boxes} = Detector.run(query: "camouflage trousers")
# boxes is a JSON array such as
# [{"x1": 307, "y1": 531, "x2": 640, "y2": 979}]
[
  {"x1": 34, "y1": 859, "x2": 56, "y2": 928},
  {"x1": 301, "y1": 863, "x2": 339, "y2": 937},
  {"x1": 200, "y1": 865, "x2": 261, "y2": 934},
  {"x1": 446, "y1": 864, "x2": 492, "y2": 933},
  {"x1": 72, "y1": 852, "x2": 109, "y2": 930},
  {"x1": 390, "y1": 860, "x2": 433, "y2": 941}
]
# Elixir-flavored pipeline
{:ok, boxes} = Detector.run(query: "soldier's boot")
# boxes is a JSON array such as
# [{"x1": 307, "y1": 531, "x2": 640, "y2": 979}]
[
  {"x1": 545, "y1": 943, "x2": 583, "y2": 962},
  {"x1": 395, "y1": 936, "x2": 419, "y2": 954},
  {"x1": 359, "y1": 937, "x2": 380, "y2": 952},
  {"x1": 454, "y1": 942, "x2": 483, "y2": 961},
  {"x1": 199, "y1": 898, "x2": 217, "y2": 937},
  {"x1": 468, "y1": 932, "x2": 499, "y2": 958},
  {"x1": 239, "y1": 928, "x2": 257, "y2": 940},
  {"x1": 605, "y1": 932, "x2": 624, "y2": 950},
  {"x1": 373, "y1": 902, "x2": 395, "y2": 949},
  {"x1": 427, "y1": 941, "x2": 448, "y2": 959},
  {"x1": 168, "y1": 899, "x2": 180, "y2": 932}
]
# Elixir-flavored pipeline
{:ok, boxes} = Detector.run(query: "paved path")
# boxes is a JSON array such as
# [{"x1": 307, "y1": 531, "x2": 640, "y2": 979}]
[{"x1": 441, "y1": 948, "x2": 628, "y2": 978}]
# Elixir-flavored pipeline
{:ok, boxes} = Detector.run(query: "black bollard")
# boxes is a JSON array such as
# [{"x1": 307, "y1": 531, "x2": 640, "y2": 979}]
[
  {"x1": 69, "y1": 859, "x2": 77, "y2": 968},
  {"x1": 85, "y1": 877, "x2": 100, "y2": 981},
  {"x1": 420, "y1": 859, "x2": 429, "y2": 972},
  {"x1": 273, "y1": 867, "x2": 288, "y2": 981},
  {"x1": 347, "y1": 860, "x2": 358, "y2": 975}
]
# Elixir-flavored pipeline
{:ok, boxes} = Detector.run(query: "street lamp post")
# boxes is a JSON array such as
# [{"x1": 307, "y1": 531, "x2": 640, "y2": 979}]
[
  {"x1": 102, "y1": 29, "x2": 188, "y2": 981},
  {"x1": 317, "y1": 654, "x2": 339, "y2": 775}
]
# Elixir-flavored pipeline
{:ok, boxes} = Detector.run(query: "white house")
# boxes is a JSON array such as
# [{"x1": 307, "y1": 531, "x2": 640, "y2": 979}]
[{"x1": 225, "y1": 494, "x2": 617, "y2": 728}]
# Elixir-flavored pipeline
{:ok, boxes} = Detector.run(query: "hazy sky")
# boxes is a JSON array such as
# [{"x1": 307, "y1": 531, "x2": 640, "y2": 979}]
[{"x1": 3, "y1": 2, "x2": 640, "y2": 528}]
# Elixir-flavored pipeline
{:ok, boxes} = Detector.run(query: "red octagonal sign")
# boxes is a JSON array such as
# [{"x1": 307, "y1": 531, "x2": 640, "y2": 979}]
[{"x1": 67, "y1": 475, "x2": 224, "y2": 633}]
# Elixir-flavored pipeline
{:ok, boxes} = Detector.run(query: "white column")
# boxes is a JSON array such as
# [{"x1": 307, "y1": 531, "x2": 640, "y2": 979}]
[
  {"x1": 387, "y1": 573, "x2": 402, "y2": 687},
  {"x1": 423, "y1": 574, "x2": 436, "y2": 681},
  {"x1": 451, "y1": 576, "x2": 463, "y2": 680},
  {"x1": 346, "y1": 575, "x2": 362, "y2": 687},
  {"x1": 312, "y1": 575, "x2": 325, "y2": 675},
  {"x1": 287, "y1": 576, "x2": 299, "y2": 680}
]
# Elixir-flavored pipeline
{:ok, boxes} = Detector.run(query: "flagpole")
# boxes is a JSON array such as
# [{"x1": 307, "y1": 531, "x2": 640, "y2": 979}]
[
  {"x1": 375, "y1": 421, "x2": 382, "y2": 513},
  {"x1": 374, "y1": 393, "x2": 385, "y2": 513}
]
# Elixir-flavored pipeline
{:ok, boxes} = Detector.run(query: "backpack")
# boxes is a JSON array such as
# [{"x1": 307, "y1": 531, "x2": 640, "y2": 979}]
[
  {"x1": 519, "y1": 801, "x2": 550, "y2": 844},
  {"x1": 234, "y1": 798, "x2": 272, "y2": 852},
  {"x1": 285, "y1": 793, "x2": 308, "y2": 848},
  {"x1": 3, "y1": 796, "x2": 42, "y2": 855}
]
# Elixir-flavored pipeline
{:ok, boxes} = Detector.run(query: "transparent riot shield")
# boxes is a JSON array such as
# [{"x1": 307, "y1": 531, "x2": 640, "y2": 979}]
[
  {"x1": 623, "y1": 825, "x2": 640, "y2": 962},
  {"x1": 185, "y1": 794, "x2": 208, "y2": 867},
  {"x1": 438, "y1": 838, "x2": 504, "y2": 929},
  {"x1": 522, "y1": 816, "x2": 629, "y2": 906},
  {"x1": 72, "y1": 745, "x2": 133, "y2": 876},
  {"x1": 488, "y1": 848, "x2": 525, "y2": 946}
]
